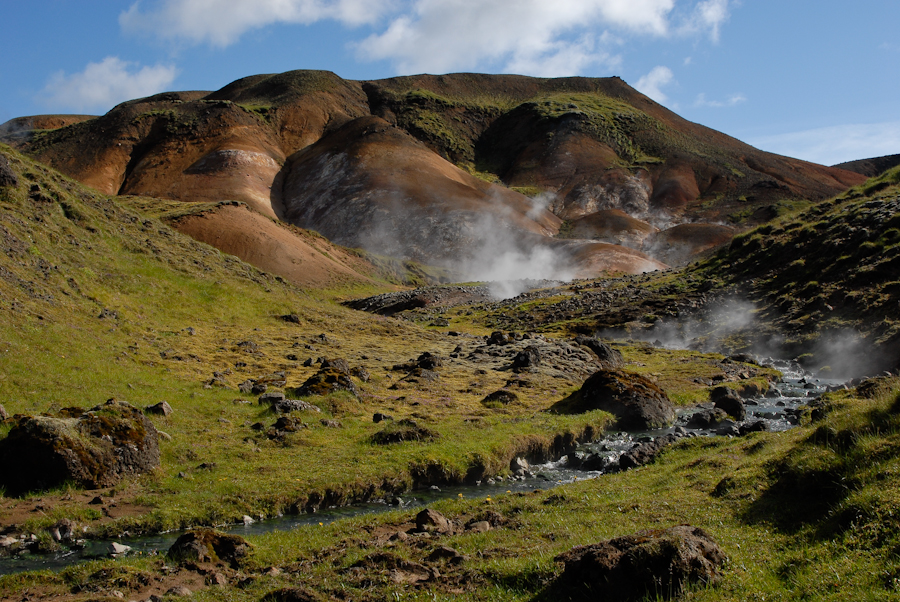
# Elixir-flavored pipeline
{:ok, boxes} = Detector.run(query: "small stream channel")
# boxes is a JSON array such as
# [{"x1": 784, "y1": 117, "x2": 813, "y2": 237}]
[{"x1": 0, "y1": 360, "x2": 844, "y2": 576}]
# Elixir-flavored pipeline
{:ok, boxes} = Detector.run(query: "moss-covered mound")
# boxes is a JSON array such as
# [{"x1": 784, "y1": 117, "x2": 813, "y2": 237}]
[
  {"x1": 554, "y1": 369, "x2": 676, "y2": 430},
  {"x1": 0, "y1": 400, "x2": 159, "y2": 495}
]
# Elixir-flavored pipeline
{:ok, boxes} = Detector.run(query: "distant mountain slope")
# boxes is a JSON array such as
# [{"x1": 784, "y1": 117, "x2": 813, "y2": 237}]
[
  {"x1": 1, "y1": 70, "x2": 866, "y2": 276},
  {"x1": 834, "y1": 153, "x2": 900, "y2": 178},
  {"x1": 692, "y1": 164, "x2": 900, "y2": 372}
]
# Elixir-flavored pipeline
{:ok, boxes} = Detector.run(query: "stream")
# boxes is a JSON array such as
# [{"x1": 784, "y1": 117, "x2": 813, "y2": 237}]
[{"x1": 0, "y1": 360, "x2": 843, "y2": 576}]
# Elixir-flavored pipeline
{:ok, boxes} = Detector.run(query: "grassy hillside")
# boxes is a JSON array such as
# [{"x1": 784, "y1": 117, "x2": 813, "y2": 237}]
[{"x1": 0, "y1": 146, "x2": 614, "y2": 534}]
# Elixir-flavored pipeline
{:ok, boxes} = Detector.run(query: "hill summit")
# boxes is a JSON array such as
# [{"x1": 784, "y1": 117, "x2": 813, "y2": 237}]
[{"x1": 2, "y1": 70, "x2": 864, "y2": 281}]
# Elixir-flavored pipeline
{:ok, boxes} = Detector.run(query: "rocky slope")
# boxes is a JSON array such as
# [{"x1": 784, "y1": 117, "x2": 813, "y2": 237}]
[
  {"x1": 2, "y1": 71, "x2": 865, "y2": 277},
  {"x1": 834, "y1": 153, "x2": 900, "y2": 178}
]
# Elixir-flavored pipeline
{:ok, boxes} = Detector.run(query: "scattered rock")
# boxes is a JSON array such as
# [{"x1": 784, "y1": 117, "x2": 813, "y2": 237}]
[
  {"x1": 372, "y1": 419, "x2": 439, "y2": 444},
  {"x1": 711, "y1": 387, "x2": 747, "y2": 421},
  {"x1": 687, "y1": 408, "x2": 729, "y2": 429},
  {"x1": 108, "y1": 542, "x2": 132, "y2": 556},
  {"x1": 167, "y1": 528, "x2": 252, "y2": 566},
  {"x1": 466, "y1": 520, "x2": 492, "y2": 532},
  {"x1": 350, "y1": 366, "x2": 370, "y2": 382},
  {"x1": 557, "y1": 370, "x2": 676, "y2": 430},
  {"x1": 238, "y1": 380, "x2": 254, "y2": 394},
  {"x1": 739, "y1": 420, "x2": 769, "y2": 435},
  {"x1": 236, "y1": 340, "x2": 259, "y2": 353},
  {"x1": 487, "y1": 331, "x2": 513, "y2": 345},
  {"x1": 271, "y1": 416, "x2": 306, "y2": 432},
  {"x1": 510, "y1": 456, "x2": 531, "y2": 477},
  {"x1": 291, "y1": 367, "x2": 359, "y2": 398},
  {"x1": 511, "y1": 345, "x2": 541, "y2": 371},
  {"x1": 0, "y1": 404, "x2": 7, "y2": 420},
  {"x1": 574, "y1": 336, "x2": 625, "y2": 369},
  {"x1": 0, "y1": 156, "x2": 18, "y2": 188},
  {"x1": 481, "y1": 389, "x2": 518, "y2": 407},
  {"x1": 281, "y1": 314, "x2": 301, "y2": 324},
  {"x1": 321, "y1": 358, "x2": 351, "y2": 373},
  {"x1": 416, "y1": 509, "x2": 452, "y2": 534},
  {"x1": 207, "y1": 572, "x2": 228, "y2": 586},
  {"x1": 554, "y1": 525, "x2": 726, "y2": 600},
  {"x1": 617, "y1": 434, "x2": 677, "y2": 471},
  {"x1": 426, "y1": 545, "x2": 466, "y2": 564},
  {"x1": 373, "y1": 412, "x2": 393, "y2": 423},
  {"x1": 320, "y1": 419, "x2": 342, "y2": 428},
  {"x1": 258, "y1": 391, "x2": 286, "y2": 405},
  {"x1": 272, "y1": 399, "x2": 320, "y2": 414},
  {"x1": 144, "y1": 401, "x2": 173, "y2": 416},
  {"x1": 166, "y1": 586, "x2": 193, "y2": 597},
  {"x1": 0, "y1": 399, "x2": 160, "y2": 495}
]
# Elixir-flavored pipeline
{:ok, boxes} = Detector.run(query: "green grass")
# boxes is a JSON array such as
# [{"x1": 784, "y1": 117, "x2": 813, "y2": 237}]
[{"x1": 6, "y1": 379, "x2": 899, "y2": 601}]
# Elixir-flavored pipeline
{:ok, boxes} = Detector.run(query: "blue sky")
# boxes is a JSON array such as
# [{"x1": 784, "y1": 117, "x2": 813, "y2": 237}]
[{"x1": 1, "y1": 0, "x2": 898, "y2": 166}]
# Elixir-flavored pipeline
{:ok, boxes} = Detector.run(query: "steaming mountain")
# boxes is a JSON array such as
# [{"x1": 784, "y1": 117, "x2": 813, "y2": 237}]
[{"x1": 2, "y1": 70, "x2": 865, "y2": 278}]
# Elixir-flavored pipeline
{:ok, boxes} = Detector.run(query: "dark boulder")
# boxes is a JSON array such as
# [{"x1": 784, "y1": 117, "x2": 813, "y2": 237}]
[
  {"x1": 511, "y1": 345, "x2": 541, "y2": 371},
  {"x1": 487, "y1": 331, "x2": 512, "y2": 345},
  {"x1": 0, "y1": 157, "x2": 17, "y2": 188},
  {"x1": 144, "y1": 401, "x2": 173, "y2": 416},
  {"x1": 575, "y1": 336, "x2": 625, "y2": 369},
  {"x1": 617, "y1": 434, "x2": 677, "y2": 471},
  {"x1": 481, "y1": 389, "x2": 519, "y2": 407},
  {"x1": 0, "y1": 400, "x2": 160, "y2": 495},
  {"x1": 414, "y1": 352, "x2": 443, "y2": 370},
  {"x1": 554, "y1": 525, "x2": 726, "y2": 600},
  {"x1": 258, "y1": 391, "x2": 286, "y2": 405},
  {"x1": 320, "y1": 358, "x2": 351, "y2": 374},
  {"x1": 416, "y1": 508, "x2": 452, "y2": 533},
  {"x1": 711, "y1": 387, "x2": 746, "y2": 421},
  {"x1": 555, "y1": 370, "x2": 676, "y2": 430},
  {"x1": 167, "y1": 528, "x2": 252, "y2": 566},
  {"x1": 739, "y1": 420, "x2": 769, "y2": 435},
  {"x1": 687, "y1": 408, "x2": 729, "y2": 429}
]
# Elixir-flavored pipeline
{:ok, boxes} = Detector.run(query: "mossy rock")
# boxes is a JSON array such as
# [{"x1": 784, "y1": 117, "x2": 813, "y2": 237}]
[
  {"x1": 371, "y1": 419, "x2": 439, "y2": 444},
  {"x1": 0, "y1": 399, "x2": 160, "y2": 495},
  {"x1": 166, "y1": 528, "x2": 252, "y2": 566},
  {"x1": 553, "y1": 370, "x2": 676, "y2": 430},
  {"x1": 291, "y1": 368, "x2": 360, "y2": 398}
]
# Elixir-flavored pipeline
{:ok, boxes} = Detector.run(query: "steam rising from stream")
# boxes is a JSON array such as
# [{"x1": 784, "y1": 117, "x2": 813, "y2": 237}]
[
  {"x1": 458, "y1": 209, "x2": 575, "y2": 299},
  {"x1": 601, "y1": 296, "x2": 884, "y2": 378}
]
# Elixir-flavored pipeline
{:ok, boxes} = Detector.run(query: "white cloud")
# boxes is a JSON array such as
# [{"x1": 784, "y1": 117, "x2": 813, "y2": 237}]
[
  {"x1": 120, "y1": 0, "x2": 393, "y2": 47},
  {"x1": 38, "y1": 57, "x2": 177, "y2": 113},
  {"x1": 682, "y1": 0, "x2": 730, "y2": 42},
  {"x1": 635, "y1": 66, "x2": 673, "y2": 102},
  {"x1": 749, "y1": 121, "x2": 900, "y2": 166},
  {"x1": 356, "y1": 0, "x2": 676, "y2": 75},
  {"x1": 694, "y1": 92, "x2": 745, "y2": 107}
]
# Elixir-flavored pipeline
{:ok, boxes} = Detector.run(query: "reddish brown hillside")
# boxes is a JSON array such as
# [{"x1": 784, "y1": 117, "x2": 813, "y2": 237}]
[
  {"x1": 3, "y1": 70, "x2": 867, "y2": 276},
  {"x1": 281, "y1": 115, "x2": 561, "y2": 263},
  {"x1": 165, "y1": 202, "x2": 379, "y2": 289}
]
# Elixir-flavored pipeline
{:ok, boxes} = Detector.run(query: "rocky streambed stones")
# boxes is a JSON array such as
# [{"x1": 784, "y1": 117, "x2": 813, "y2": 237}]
[{"x1": 0, "y1": 399, "x2": 160, "y2": 495}]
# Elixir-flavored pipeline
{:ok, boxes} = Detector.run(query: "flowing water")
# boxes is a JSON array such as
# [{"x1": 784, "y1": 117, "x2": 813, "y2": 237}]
[{"x1": 0, "y1": 359, "x2": 844, "y2": 576}]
